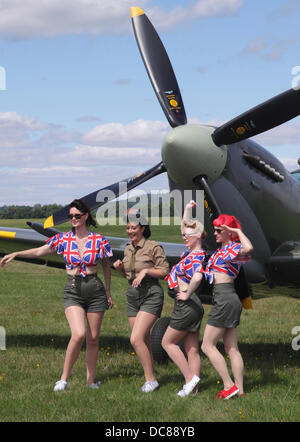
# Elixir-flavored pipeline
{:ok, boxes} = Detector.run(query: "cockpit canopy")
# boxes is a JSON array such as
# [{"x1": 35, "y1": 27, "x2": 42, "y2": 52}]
[{"x1": 291, "y1": 169, "x2": 300, "y2": 182}]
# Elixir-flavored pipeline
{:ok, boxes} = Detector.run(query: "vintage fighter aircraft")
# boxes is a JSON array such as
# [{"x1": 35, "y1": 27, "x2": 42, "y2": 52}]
[{"x1": 1, "y1": 6, "x2": 300, "y2": 295}]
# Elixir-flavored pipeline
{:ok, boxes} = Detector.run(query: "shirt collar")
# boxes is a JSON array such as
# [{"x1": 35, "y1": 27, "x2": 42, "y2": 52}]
[{"x1": 128, "y1": 236, "x2": 146, "y2": 251}]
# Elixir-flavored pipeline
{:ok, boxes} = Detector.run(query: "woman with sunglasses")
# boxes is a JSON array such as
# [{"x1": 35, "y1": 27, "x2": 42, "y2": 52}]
[
  {"x1": 162, "y1": 200, "x2": 206, "y2": 397},
  {"x1": 201, "y1": 214, "x2": 253, "y2": 400},
  {"x1": 0, "y1": 199, "x2": 113, "y2": 391},
  {"x1": 113, "y1": 209, "x2": 169, "y2": 393}
]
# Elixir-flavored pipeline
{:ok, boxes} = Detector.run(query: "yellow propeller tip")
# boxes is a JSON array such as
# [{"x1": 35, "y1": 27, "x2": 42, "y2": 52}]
[
  {"x1": 44, "y1": 215, "x2": 54, "y2": 229},
  {"x1": 130, "y1": 7, "x2": 145, "y2": 18}
]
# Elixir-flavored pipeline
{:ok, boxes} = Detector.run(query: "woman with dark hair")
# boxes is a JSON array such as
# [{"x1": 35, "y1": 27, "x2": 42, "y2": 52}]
[
  {"x1": 113, "y1": 209, "x2": 169, "y2": 393},
  {"x1": 0, "y1": 199, "x2": 113, "y2": 391},
  {"x1": 201, "y1": 214, "x2": 253, "y2": 399},
  {"x1": 162, "y1": 200, "x2": 206, "y2": 397}
]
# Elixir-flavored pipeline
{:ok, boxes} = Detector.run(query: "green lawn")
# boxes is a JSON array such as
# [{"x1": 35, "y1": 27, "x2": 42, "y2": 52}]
[{"x1": 0, "y1": 220, "x2": 299, "y2": 422}]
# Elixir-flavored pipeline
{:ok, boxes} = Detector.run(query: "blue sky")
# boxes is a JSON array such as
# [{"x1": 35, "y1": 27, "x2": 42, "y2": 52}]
[{"x1": 0, "y1": 0, "x2": 300, "y2": 205}]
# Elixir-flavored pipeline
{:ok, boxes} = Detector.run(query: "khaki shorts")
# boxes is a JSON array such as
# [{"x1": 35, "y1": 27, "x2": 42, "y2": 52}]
[
  {"x1": 207, "y1": 283, "x2": 242, "y2": 328},
  {"x1": 126, "y1": 281, "x2": 164, "y2": 318},
  {"x1": 169, "y1": 292, "x2": 204, "y2": 332},
  {"x1": 63, "y1": 274, "x2": 108, "y2": 313}
]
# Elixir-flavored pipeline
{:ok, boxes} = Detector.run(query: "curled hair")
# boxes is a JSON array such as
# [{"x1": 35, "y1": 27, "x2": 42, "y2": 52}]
[
  {"x1": 182, "y1": 220, "x2": 206, "y2": 240},
  {"x1": 213, "y1": 214, "x2": 241, "y2": 241},
  {"x1": 126, "y1": 208, "x2": 151, "y2": 239},
  {"x1": 69, "y1": 199, "x2": 96, "y2": 227}
]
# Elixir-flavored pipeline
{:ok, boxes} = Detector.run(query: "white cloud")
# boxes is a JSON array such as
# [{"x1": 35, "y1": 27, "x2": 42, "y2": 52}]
[
  {"x1": 149, "y1": 0, "x2": 242, "y2": 29},
  {"x1": 82, "y1": 119, "x2": 168, "y2": 147},
  {"x1": 241, "y1": 35, "x2": 297, "y2": 61},
  {"x1": 279, "y1": 157, "x2": 299, "y2": 171},
  {"x1": 55, "y1": 144, "x2": 161, "y2": 167},
  {"x1": 253, "y1": 121, "x2": 300, "y2": 146},
  {"x1": 0, "y1": 0, "x2": 244, "y2": 40}
]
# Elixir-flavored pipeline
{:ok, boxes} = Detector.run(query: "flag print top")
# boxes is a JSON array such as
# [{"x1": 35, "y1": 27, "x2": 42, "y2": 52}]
[
  {"x1": 204, "y1": 242, "x2": 250, "y2": 284},
  {"x1": 165, "y1": 250, "x2": 206, "y2": 289},
  {"x1": 46, "y1": 231, "x2": 113, "y2": 277}
]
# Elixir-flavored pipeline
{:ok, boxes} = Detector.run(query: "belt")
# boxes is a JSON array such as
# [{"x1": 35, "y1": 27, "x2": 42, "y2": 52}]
[
  {"x1": 68, "y1": 273, "x2": 98, "y2": 280},
  {"x1": 128, "y1": 276, "x2": 158, "y2": 286}
]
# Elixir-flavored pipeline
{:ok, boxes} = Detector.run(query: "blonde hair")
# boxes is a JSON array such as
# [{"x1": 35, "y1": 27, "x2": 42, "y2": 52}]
[{"x1": 182, "y1": 220, "x2": 206, "y2": 239}]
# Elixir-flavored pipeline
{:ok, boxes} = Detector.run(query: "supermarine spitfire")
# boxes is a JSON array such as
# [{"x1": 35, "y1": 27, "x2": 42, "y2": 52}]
[{"x1": 1, "y1": 7, "x2": 300, "y2": 296}]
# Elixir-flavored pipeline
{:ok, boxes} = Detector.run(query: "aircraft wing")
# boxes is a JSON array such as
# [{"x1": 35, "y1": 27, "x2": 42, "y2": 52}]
[{"x1": 0, "y1": 224, "x2": 186, "y2": 269}]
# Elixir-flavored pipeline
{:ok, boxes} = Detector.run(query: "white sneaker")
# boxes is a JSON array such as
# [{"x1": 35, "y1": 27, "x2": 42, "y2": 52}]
[
  {"x1": 87, "y1": 381, "x2": 101, "y2": 389},
  {"x1": 177, "y1": 375, "x2": 200, "y2": 397},
  {"x1": 141, "y1": 380, "x2": 159, "y2": 393},
  {"x1": 54, "y1": 380, "x2": 67, "y2": 391},
  {"x1": 177, "y1": 388, "x2": 186, "y2": 397}
]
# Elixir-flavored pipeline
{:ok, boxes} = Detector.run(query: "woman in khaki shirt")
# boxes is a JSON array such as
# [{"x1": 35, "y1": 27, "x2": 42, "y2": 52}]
[{"x1": 113, "y1": 210, "x2": 169, "y2": 393}]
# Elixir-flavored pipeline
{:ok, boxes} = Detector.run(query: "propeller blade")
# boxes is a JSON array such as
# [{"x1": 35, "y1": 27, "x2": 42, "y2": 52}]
[
  {"x1": 212, "y1": 88, "x2": 300, "y2": 146},
  {"x1": 44, "y1": 161, "x2": 166, "y2": 228},
  {"x1": 194, "y1": 175, "x2": 221, "y2": 220},
  {"x1": 27, "y1": 221, "x2": 61, "y2": 238},
  {"x1": 131, "y1": 7, "x2": 187, "y2": 127}
]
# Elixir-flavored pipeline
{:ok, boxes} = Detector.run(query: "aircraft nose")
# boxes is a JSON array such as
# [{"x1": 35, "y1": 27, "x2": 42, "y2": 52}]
[{"x1": 161, "y1": 124, "x2": 227, "y2": 189}]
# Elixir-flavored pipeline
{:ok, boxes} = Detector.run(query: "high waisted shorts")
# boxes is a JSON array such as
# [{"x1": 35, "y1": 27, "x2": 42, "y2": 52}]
[
  {"x1": 169, "y1": 292, "x2": 204, "y2": 333},
  {"x1": 126, "y1": 281, "x2": 164, "y2": 318},
  {"x1": 63, "y1": 274, "x2": 108, "y2": 313},
  {"x1": 207, "y1": 283, "x2": 242, "y2": 328}
]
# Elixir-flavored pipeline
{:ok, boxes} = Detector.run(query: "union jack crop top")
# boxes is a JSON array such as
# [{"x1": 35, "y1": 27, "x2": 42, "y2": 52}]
[
  {"x1": 165, "y1": 249, "x2": 206, "y2": 289},
  {"x1": 204, "y1": 242, "x2": 250, "y2": 284},
  {"x1": 46, "y1": 231, "x2": 113, "y2": 277}
]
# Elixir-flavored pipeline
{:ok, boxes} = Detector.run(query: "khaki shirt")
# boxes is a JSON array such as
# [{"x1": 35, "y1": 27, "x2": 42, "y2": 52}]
[{"x1": 123, "y1": 237, "x2": 169, "y2": 281}]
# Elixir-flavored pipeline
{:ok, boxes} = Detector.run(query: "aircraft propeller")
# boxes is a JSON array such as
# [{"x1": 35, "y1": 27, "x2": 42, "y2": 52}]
[
  {"x1": 42, "y1": 6, "x2": 300, "y2": 230},
  {"x1": 212, "y1": 87, "x2": 300, "y2": 146}
]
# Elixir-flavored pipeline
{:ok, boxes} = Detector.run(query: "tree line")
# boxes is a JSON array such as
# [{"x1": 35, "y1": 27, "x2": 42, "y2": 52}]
[
  {"x1": 0, "y1": 195, "x2": 178, "y2": 219},
  {"x1": 0, "y1": 204, "x2": 63, "y2": 219}
]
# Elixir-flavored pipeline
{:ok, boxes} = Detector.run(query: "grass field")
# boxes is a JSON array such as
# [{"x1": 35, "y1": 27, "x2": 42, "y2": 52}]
[{"x1": 0, "y1": 219, "x2": 299, "y2": 422}]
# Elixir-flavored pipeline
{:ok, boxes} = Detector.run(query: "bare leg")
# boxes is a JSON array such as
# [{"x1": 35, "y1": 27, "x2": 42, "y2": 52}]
[
  {"x1": 184, "y1": 330, "x2": 201, "y2": 380},
  {"x1": 223, "y1": 328, "x2": 244, "y2": 394},
  {"x1": 86, "y1": 311, "x2": 104, "y2": 385},
  {"x1": 61, "y1": 306, "x2": 86, "y2": 381},
  {"x1": 128, "y1": 311, "x2": 158, "y2": 382},
  {"x1": 201, "y1": 324, "x2": 234, "y2": 391},
  {"x1": 162, "y1": 326, "x2": 195, "y2": 384}
]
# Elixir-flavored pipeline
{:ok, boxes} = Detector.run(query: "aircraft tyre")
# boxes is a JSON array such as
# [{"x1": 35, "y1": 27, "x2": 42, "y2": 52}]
[{"x1": 151, "y1": 317, "x2": 184, "y2": 364}]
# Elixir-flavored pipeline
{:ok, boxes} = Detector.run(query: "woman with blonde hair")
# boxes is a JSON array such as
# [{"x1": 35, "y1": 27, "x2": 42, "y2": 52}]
[{"x1": 162, "y1": 200, "x2": 206, "y2": 397}]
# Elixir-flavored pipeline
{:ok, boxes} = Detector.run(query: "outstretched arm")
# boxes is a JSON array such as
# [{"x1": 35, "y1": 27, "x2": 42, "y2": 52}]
[{"x1": 0, "y1": 244, "x2": 55, "y2": 267}]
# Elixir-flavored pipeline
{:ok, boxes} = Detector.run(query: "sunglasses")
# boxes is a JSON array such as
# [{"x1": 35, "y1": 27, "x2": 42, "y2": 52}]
[
  {"x1": 214, "y1": 228, "x2": 224, "y2": 233},
  {"x1": 68, "y1": 213, "x2": 84, "y2": 220},
  {"x1": 182, "y1": 233, "x2": 196, "y2": 238}
]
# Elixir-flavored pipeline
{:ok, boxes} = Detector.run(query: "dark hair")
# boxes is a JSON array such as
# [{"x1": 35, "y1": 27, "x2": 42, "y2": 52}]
[
  {"x1": 69, "y1": 199, "x2": 96, "y2": 227},
  {"x1": 126, "y1": 208, "x2": 151, "y2": 239}
]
